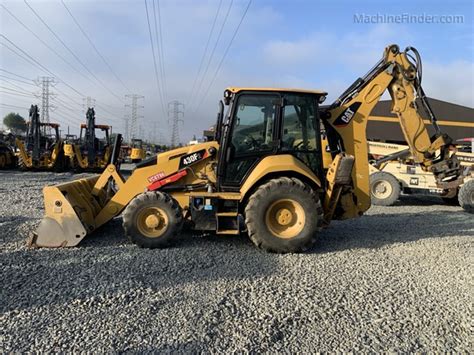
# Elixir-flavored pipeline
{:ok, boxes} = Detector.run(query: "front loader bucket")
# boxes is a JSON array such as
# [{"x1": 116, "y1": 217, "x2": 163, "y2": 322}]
[{"x1": 29, "y1": 176, "x2": 103, "y2": 248}]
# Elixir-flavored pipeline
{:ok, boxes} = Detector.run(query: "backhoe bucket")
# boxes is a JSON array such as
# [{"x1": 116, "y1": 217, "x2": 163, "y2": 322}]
[{"x1": 29, "y1": 176, "x2": 103, "y2": 248}]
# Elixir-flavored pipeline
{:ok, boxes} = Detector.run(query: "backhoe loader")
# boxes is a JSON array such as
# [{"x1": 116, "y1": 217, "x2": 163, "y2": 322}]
[
  {"x1": 16, "y1": 105, "x2": 64, "y2": 171},
  {"x1": 64, "y1": 108, "x2": 112, "y2": 171},
  {"x1": 130, "y1": 138, "x2": 146, "y2": 163},
  {"x1": 0, "y1": 140, "x2": 16, "y2": 169},
  {"x1": 30, "y1": 44, "x2": 471, "y2": 252}
]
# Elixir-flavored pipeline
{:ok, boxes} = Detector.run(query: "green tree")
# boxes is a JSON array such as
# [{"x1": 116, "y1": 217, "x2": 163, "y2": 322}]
[{"x1": 3, "y1": 112, "x2": 27, "y2": 133}]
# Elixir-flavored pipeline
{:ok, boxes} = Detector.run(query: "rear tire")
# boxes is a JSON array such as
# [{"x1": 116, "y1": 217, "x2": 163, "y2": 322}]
[
  {"x1": 370, "y1": 172, "x2": 401, "y2": 206},
  {"x1": 245, "y1": 177, "x2": 323, "y2": 253},
  {"x1": 123, "y1": 191, "x2": 183, "y2": 248},
  {"x1": 458, "y1": 179, "x2": 474, "y2": 213}
]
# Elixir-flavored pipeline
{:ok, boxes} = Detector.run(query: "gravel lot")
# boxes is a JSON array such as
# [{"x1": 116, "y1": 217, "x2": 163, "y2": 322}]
[{"x1": 0, "y1": 170, "x2": 472, "y2": 352}]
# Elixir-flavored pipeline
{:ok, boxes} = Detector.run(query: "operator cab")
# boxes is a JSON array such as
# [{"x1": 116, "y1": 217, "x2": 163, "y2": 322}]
[{"x1": 216, "y1": 87, "x2": 327, "y2": 190}]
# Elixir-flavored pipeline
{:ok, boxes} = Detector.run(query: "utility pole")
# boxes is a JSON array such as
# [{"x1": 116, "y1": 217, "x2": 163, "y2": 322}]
[
  {"x1": 34, "y1": 76, "x2": 56, "y2": 135},
  {"x1": 125, "y1": 94, "x2": 144, "y2": 143},
  {"x1": 168, "y1": 100, "x2": 184, "y2": 148}
]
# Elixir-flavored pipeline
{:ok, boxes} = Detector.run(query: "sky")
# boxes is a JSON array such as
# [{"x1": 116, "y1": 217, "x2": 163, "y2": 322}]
[{"x1": 1, "y1": 0, "x2": 473, "y2": 143}]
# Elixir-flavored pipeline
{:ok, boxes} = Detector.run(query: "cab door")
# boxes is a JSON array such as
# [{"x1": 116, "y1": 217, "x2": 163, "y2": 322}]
[
  {"x1": 279, "y1": 94, "x2": 323, "y2": 178},
  {"x1": 220, "y1": 93, "x2": 280, "y2": 188}
]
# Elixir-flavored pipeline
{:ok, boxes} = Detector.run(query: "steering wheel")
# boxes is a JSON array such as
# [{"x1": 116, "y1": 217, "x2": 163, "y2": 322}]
[
  {"x1": 244, "y1": 134, "x2": 261, "y2": 149},
  {"x1": 294, "y1": 141, "x2": 312, "y2": 150}
]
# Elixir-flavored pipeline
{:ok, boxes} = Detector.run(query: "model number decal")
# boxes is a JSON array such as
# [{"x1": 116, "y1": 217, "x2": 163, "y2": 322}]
[{"x1": 179, "y1": 149, "x2": 206, "y2": 168}]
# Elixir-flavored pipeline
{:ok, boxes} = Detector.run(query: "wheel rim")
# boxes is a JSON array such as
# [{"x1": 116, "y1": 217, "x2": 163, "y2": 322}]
[
  {"x1": 265, "y1": 199, "x2": 306, "y2": 239},
  {"x1": 372, "y1": 180, "x2": 393, "y2": 199},
  {"x1": 136, "y1": 207, "x2": 169, "y2": 238}
]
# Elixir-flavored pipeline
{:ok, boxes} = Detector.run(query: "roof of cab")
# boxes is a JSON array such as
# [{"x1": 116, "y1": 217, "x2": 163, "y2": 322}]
[{"x1": 225, "y1": 87, "x2": 327, "y2": 96}]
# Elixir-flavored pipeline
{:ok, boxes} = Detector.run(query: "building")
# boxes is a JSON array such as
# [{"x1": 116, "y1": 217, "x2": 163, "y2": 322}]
[{"x1": 368, "y1": 97, "x2": 473, "y2": 143}]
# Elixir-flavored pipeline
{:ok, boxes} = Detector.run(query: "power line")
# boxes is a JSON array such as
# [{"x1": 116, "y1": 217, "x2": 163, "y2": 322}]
[
  {"x1": 0, "y1": 86, "x2": 34, "y2": 96},
  {"x1": 1, "y1": 3, "x2": 89, "y2": 82},
  {"x1": 152, "y1": 0, "x2": 165, "y2": 108},
  {"x1": 187, "y1": 0, "x2": 222, "y2": 106},
  {"x1": 0, "y1": 90, "x2": 35, "y2": 98},
  {"x1": 2, "y1": 4, "x2": 125, "y2": 123},
  {"x1": 24, "y1": 0, "x2": 124, "y2": 104},
  {"x1": 195, "y1": 0, "x2": 252, "y2": 113},
  {"x1": 189, "y1": 0, "x2": 233, "y2": 111},
  {"x1": 0, "y1": 74, "x2": 35, "y2": 86},
  {"x1": 0, "y1": 69, "x2": 33, "y2": 82},
  {"x1": 0, "y1": 40, "x2": 52, "y2": 76},
  {"x1": 0, "y1": 103, "x2": 31, "y2": 110},
  {"x1": 60, "y1": 0, "x2": 132, "y2": 93},
  {"x1": 0, "y1": 35, "x2": 86, "y2": 98},
  {"x1": 1, "y1": 79, "x2": 33, "y2": 93},
  {"x1": 153, "y1": 0, "x2": 168, "y2": 99},
  {"x1": 144, "y1": 0, "x2": 165, "y2": 118}
]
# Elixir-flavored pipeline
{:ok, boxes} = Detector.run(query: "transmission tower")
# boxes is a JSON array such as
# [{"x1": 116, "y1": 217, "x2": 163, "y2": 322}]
[
  {"x1": 123, "y1": 115, "x2": 130, "y2": 144},
  {"x1": 125, "y1": 94, "x2": 144, "y2": 143},
  {"x1": 168, "y1": 100, "x2": 184, "y2": 147},
  {"x1": 34, "y1": 76, "x2": 56, "y2": 134},
  {"x1": 82, "y1": 96, "x2": 96, "y2": 113}
]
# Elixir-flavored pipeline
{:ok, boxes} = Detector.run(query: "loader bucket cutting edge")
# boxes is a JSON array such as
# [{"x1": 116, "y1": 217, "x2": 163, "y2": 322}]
[{"x1": 30, "y1": 176, "x2": 102, "y2": 248}]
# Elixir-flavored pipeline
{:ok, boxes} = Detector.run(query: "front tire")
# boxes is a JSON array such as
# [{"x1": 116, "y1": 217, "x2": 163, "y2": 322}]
[
  {"x1": 123, "y1": 191, "x2": 183, "y2": 248},
  {"x1": 458, "y1": 179, "x2": 474, "y2": 213},
  {"x1": 370, "y1": 172, "x2": 401, "y2": 206},
  {"x1": 245, "y1": 177, "x2": 323, "y2": 253}
]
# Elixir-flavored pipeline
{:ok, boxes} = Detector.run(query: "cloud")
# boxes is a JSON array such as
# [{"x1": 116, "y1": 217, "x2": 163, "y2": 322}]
[
  {"x1": 260, "y1": 23, "x2": 473, "y2": 106},
  {"x1": 423, "y1": 60, "x2": 474, "y2": 107},
  {"x1": 1, "y1": 3, "x2": 471, "y2": 143}
]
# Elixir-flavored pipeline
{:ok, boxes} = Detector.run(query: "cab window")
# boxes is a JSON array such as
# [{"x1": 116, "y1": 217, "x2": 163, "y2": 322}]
[
  {"x1": 281, "y1": 95, "x2": 318, "y2": 152},
  {"x1": 230, "y1": 94, "x2": 277, "y2": 155}
]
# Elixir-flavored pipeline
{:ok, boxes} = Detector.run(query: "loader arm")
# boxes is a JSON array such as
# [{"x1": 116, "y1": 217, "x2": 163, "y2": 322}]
[{"x1": 321, "y1": 44, "x2": 463, "y2": 219}]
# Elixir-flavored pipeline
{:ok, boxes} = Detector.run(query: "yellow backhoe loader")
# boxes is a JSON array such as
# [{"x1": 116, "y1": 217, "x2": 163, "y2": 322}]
[
  {"x1": 130, "y1": 138, "x2": 146, "y2": 163},
  {"x1": 30, "y1": 44, "x2": 471, "y2": 252},
  {"x1": 16, "y1": 105, "x2": 64, "y2": 171},
  {"x1": 0, "y1": 140, "x2": 16, "y2": 169},
  {"x1": 64, "y1": 108, "x2": 112, "y2": 171}
]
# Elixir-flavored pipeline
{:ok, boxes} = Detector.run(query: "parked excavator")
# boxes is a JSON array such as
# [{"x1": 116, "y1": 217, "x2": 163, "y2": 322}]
[
  {"x1": 30, "y1": 44, "x2": 472, "y2": 252},
  {"x1": 15, "y1": 105, "x2": 64, "y2": 171},
  {"x1": 63, "y1": 108, "x2": 112, "y2": 171}
]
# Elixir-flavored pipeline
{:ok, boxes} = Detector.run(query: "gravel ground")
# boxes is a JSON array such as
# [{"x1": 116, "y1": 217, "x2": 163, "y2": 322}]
[{"x1": 0, "y1": 170, "x2": 472, "y2": 352}]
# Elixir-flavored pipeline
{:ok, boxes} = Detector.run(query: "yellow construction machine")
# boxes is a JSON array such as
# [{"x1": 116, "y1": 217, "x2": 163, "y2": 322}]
[
  {"x1": 368, "y1": 140, "x2": 473, "y2": 208},
  {"x1": 16, "y1": 105, "x2": 65, "y2": 171},
  {"x1": 30, "y1": 44, "x2": 472, "y2": 251},
  {"x1": 63, "y1": 108, "x2": 112, "y2": 171},
  {"x1": 0, "y1": 140, "x2": 16, "y2": 169},
  {"x1": 130, "y1": 138, "x2": 146, "y2": 163}
]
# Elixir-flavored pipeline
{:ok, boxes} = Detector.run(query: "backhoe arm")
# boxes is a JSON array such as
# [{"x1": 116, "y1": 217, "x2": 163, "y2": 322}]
[{"x1": 321, "y1": 44, "x2": 463, "y2": 219}]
